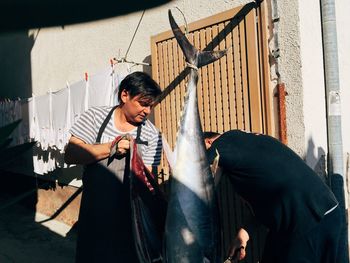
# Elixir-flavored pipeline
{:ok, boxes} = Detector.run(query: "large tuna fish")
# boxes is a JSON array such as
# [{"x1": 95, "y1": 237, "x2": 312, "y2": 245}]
[{"x1": 165, "y1": 10, "x2": 227, "y2": 263}]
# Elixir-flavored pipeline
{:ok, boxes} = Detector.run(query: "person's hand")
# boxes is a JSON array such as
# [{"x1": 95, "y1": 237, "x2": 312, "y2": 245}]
[
  {"x1": 110, "y1": 135, "x2": 131, "y2": 157},
  {"x1": 225, "y1": 228, "x2": 249, "y2": 262},
  {"x1": 115, "y1": 138, "x2": 130, "y2": 155}
]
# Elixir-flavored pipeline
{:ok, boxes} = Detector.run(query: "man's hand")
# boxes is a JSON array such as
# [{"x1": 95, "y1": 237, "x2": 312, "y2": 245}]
[
  {"x1": 110, "y1": 135, "x2": 131, "y2": 157},
  {"x1": 226, "y1": 228, "x2": 249, "y2": 262}
]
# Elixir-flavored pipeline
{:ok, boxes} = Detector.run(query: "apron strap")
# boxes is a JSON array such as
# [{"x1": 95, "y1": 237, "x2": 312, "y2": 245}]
[
  {"x1": 96, "y1": 106, "x2": 118, "y2": 143},
  {"x1": 96, "y1": 105, "x2": 149, "y2": 146},
  {"x1": 135, "y1": 124, "x2": 148, "y2": 146}
]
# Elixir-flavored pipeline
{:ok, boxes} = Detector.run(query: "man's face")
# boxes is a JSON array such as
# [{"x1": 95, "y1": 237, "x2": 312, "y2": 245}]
[{"x1": 121, "y1": 90, "x2": 154, "y2": 124}]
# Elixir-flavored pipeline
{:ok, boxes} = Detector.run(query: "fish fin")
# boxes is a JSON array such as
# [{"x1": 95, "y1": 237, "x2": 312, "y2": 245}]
[
  {"x1": 198, "y1": 50, "x2": 227, "y2": 68},
  {"x1": 162, "y1": 135, "x2": 176, "y2": 170},
  {"x1": 168, "y1": 10, "x2": 227, "y2": 68},
  {"x1": 168, "y1": 10, "x2": 197, "y2": 64}
]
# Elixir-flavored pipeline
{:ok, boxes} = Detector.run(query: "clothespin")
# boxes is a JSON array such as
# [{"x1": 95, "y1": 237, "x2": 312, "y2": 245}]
[{"x1": 110, "y1": 59, "x2": 115, "y2": 70}]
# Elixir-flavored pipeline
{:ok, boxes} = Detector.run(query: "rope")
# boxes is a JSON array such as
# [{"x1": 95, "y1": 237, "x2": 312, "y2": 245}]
[
  {"x1": 175, "y1": 7, "x2": 189, "y2": 36},
  {"x1": 124, "y1": 10, "x2": 146, "y2": 60},
  {"x1": 186, "y1": 62, "x2": 199, "y2": 71}
]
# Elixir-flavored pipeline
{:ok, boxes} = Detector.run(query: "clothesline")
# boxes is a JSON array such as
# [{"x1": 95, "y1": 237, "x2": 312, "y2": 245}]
[{"x1": 1, "y1": 62, "x2": 134, "y2": 175}]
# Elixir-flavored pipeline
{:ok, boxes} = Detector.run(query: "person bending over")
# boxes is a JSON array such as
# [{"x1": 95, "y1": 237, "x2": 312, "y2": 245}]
[{"x1": 204, "y1": 130, "x2": 344, "y2": 263}]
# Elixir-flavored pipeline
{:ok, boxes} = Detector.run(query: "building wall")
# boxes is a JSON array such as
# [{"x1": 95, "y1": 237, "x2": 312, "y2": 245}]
[
  {"x1": 0, "y1": 0, "x2": 251, "y2": 183},
  {"x1": 1, "y1": 0, "x2": 348, "y2": 176},
  {"x1": 298, "y1": 0, "x2": 350, "y2": 175},
  {"x1": 274, "y1": 0, "x2": 305, "y2": 156},
  {"x1": 28, "y1": 0, "x2": 251, "y2": 96},
  {"x1": 299, "y1": 0, "x2": 328, "y2": 171}
]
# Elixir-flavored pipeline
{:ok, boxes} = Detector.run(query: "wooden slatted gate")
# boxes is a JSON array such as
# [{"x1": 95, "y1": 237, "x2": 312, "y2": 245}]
[{"x1": 151, "y1": 2, "x2": 271, "y2": 262}]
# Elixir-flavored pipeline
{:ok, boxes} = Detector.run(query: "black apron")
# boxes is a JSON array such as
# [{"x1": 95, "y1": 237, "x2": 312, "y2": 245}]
[{"x1": 75, "y1": 106, "x2": 147, "y2": 263}]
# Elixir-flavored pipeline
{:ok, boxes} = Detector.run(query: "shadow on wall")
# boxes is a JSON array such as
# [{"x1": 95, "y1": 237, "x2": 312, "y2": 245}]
[
  {"x1": 0, "y1": 30, "x2": 34, "y2": 99},
  {"x1": 304, "y1": 137, "x2": 327, "y2": 183},
  {"x1": 0, "y1": 30, "x2": 36, "y2": 217},
  {"x1": 143, "y1": 55, "x2": 156, "y2": 124},
  {"x1": 0, "y1": 31, "x2": 77, "y2": 262}
]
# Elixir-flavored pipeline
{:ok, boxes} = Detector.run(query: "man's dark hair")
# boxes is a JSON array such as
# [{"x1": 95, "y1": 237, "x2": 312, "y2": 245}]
[
  {"x1": 203, "y1": 131, "x2": 220, "y2": 140},
  {"x1": 118, "y1": 71, "x2": 162, "y2": 104}
]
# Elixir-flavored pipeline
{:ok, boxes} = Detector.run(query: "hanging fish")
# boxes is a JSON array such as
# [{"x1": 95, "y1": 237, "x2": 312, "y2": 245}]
[{"x1": 164, "y1": 10, "x2": 227, "y2": 263}]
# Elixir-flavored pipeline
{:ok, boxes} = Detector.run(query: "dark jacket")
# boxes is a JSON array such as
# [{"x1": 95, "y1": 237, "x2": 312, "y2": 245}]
[{"x1": 207, "y1": 130, "x2": 338, "y2": 236}]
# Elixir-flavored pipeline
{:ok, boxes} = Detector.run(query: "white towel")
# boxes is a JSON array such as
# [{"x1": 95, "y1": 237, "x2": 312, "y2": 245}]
[
  {"x1": 19, "y1": 99, "x2": 31, "y2": 144},
  {"x1": 29, "y1": 96, "x2": 40, "y2": 143},
  {"x1": 88, "y1": 67, "x2": 114, "y2": 108},
  {"x1": 35, "y1": 94, "x2": 51, "y2": 151},
  {"x1": 52, "y1": 88, "x2": 70, "y2": 151},
  {"x1": 69, "y1": 79, "x2": 88, "y2": 126}
]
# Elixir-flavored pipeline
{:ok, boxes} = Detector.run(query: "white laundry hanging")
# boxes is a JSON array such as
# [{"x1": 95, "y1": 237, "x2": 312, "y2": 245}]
[
  {"x1": 88, "y1": 67, "x2": 115, "y2": 108},
  {"x1": 34, "y1": 93, "x2": 51, "y2": 151},
  {"x1": 27, "y1": 64, "x2": 136, "y2": 176},
  {"x1": 28, "y1": 95, "x2": 40, "y2": 143},
  {"x1": 112, "y1": 61, "x2": 133, "y2": 104},
  {"x1": 32, "y1": 92, "x2": 55, "y2": 174},
  {"x1": 69, "y1": 78, "x2": 88, "y2": 126},
  {"x1": 19, "y1": 98, "x2": 31, "y2": 145},
  {"x1": 51, "y1": 87, "x2": 70, "y2": 151},
  {"x1": 12, "y1": 100, "x2": 22, "y2": 145},
  {"x1": 0, "y1": 99, "x2": 22, "y2": 145}
]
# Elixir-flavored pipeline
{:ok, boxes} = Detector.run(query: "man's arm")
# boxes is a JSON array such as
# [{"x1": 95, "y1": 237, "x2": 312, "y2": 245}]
[{"x1": 64, "y1": 136, "x2": 112, "y2": 165}]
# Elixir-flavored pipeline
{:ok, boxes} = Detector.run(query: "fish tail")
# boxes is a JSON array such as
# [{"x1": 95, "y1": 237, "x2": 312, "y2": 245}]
[{"x1": 168, "y1": 10, "x2": 227, "y2": 69}]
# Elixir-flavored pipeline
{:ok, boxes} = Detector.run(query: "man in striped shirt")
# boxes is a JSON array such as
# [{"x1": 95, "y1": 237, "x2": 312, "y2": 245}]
[{"x1": 65, "y1": 71, "x2": 162, "y2": 263}]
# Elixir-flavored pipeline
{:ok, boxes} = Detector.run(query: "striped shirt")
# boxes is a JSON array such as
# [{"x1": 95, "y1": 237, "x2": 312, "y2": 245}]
[{"x1": 69, "y1": 106, "x2": 162, "y2": 166}]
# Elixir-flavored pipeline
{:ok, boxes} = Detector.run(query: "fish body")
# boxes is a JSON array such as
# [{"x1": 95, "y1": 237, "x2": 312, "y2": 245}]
[{"x1": 165, "y1": 10, "x2": 227, "y2": 263}]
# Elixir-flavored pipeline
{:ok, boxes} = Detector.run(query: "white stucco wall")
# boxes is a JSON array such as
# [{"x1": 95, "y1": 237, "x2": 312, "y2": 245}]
[
  {"x1": 299, "y1": 0, "x2": 328, "y2": 170},
  {"x1": 3, "y1": 0, "x2": 349, "y2": 179},
  {"x1": 18, "y1": 0, "x2": 249, "y2": 183},
  {"x1": 299, "y1": 0, "x2": 350, "y2": 174},
  {"x1": 29, "y1": 0, "x2": 251, "y2": 96},
  {"x1": 274, "y1": 0, "x2": 305, "y2": 156}
]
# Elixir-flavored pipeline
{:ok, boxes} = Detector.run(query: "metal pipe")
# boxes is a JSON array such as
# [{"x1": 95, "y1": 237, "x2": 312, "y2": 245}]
[
  {"x1": 320, "y1": 0, "x2": 348, "y2": 260},
  {"x1": 321, "y1": 0, "x2": 344, "y2": 180}
]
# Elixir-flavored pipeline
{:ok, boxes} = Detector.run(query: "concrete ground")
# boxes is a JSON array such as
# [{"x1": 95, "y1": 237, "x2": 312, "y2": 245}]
[{"x1": 0, "y1": 198, "x2": 77, "y2": 263}]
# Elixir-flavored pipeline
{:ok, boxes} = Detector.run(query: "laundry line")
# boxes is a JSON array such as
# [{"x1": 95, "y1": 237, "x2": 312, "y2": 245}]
[{"x1": 1, "y1": 62, "x2": 134, "y2": 175}]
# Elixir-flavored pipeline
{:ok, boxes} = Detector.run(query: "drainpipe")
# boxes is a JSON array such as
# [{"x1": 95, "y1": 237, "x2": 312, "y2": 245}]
[
  {"x1": 271, "y1": 0, "x2": 288, "y2": 144},
  {"x1": 320, "y1": 0, "x2": 348, "y2": 260},
  {"x1": 321, "y1": 0, "x2": 344, "y2": 185}
]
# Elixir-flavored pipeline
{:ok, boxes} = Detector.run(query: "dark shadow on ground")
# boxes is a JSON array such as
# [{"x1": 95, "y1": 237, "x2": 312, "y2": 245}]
[
  {"x1": 0, "y1": 186, "x2": 77, "y2": 263},
  {"x1": 0, "y1": 30, "x2": 77, "y2": 263}
]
